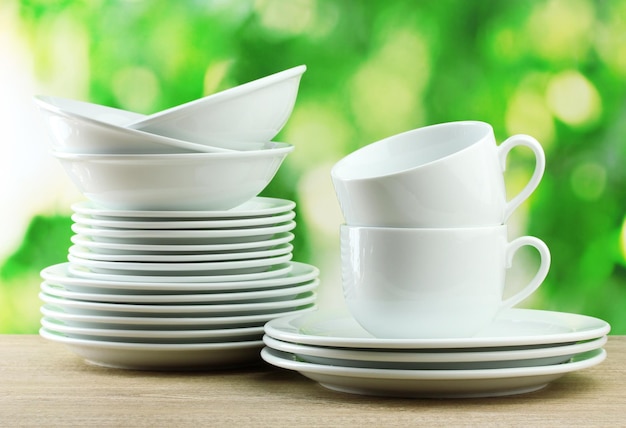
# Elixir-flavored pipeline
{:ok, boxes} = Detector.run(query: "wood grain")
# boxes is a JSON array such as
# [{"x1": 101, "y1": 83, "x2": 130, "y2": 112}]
[{"x1": 0, "y1": 335, "x2": 624, "y2": 427}]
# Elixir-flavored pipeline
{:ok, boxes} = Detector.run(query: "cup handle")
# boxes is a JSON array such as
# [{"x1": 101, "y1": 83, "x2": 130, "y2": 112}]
[
  {"x1": 500, "y1": 236, "x2": 551, "y2": 311},
  {"x1": 498, "y1": 135, "x2": 546, "y2": 222}
]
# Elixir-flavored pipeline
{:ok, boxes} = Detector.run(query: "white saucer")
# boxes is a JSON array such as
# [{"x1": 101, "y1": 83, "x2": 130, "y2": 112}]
[
  {"x1": 264, "y1": 309, "x2": 610, "y2": 349},
  {"x1": 71, "y1": 221, "x2": 296, "y2": 244},
  {"x1": 42, "y1": 262, "x2": 319, "y2": 292},
  {"x1": 262, "y1": 334, "x2": 607, "y2": 370},
  {"x1": 67, "y1": 253, "x2": 292, "y2": 275},
  {"x1": 39, "y1": 291, "x2": 317, "y2": 316},
  {"x1": 41, "y1": 279, "x2": 319, "y2": 304},
  {"x1": 71, "y1": 210, "x2": 295, "y2": 230},
  {"x1": 72, "y1": 197, "x2": 296, "y2": 219},
  {"x1": 40, "y1": 327, "x2": 265, "y2": 370},
  {"x1": 42, "y1": 317, "x2": 265, "y2": 343},
  {"x1": 68, "y1": 243, "x2": 293, "y2": 263},
  {"x1": 41, "y1": 304, "x2": 316, "y2": 329},
  {"x1": 260, "y1": 347, "x2": 606, "y2": 398},
  {"x1": 67, "y1": 262, "x2": 293, "y2": 283},
  {"x1": 70, "y1": 232, "x2": 295, "y2": 255}
]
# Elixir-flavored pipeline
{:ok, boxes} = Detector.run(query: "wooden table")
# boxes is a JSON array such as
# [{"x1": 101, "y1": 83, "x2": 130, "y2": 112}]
[{"x1": 1, "y1": 335, "x2": 624, "y2": 427}]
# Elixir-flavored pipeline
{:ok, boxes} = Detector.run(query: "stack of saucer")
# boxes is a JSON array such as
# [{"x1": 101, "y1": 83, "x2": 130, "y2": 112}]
[
  {"x1": 261, "y1": 308, "x2": 609, "y2": 398},
  {"x1": 262, "y1": 121, "x2": 610, "y2": 397},
  {"x1": 40, "y1": 198, "x2": 319, "y2": 370}
]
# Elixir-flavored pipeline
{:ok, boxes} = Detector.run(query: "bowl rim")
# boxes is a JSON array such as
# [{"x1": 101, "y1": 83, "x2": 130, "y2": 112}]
[
  {"x1": 34, "y1": 95, "x2": 234, "y2": 153},
  {"x1": 52, "y1": 142, "x2": 294, "y2": 161},
  {"x1": 127, "y1": 65, "x2": 307, "y2": 128}
]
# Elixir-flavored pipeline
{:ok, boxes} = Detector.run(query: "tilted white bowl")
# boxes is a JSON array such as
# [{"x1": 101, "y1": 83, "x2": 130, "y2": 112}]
[
  {"x1": 126, "y1": 65, "x2": 306, "y2": 150},
  {"x1": 34, "y1": 95, "x2": 241, "y2": 154},
  {"x1": 53, "y1": 143, "x2": 294, "y2": 210}
]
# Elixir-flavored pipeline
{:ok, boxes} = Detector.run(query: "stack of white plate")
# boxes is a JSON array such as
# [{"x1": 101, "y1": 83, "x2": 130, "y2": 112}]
[
  {"x1": 262, "y1": 308, "x2": 610, "y2": 398},
  {"x1": 40, "y1": 197, "x2": 319, "y2": 370}
]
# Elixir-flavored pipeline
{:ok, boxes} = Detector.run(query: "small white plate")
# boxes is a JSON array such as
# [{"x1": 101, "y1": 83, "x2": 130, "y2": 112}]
[
  {"x1": 41, "y1": 279, "x2": 319, "y2": 304},
  {"x1": 71, "y1": 232, "x2": 294, "y2": 255},
  {"x1": 67, "y1": 262, "x2": 293, "y2": 283},
  {"x1": 260, "y1": 347, "x2": 606, "y2": 398},
  {"x1": 67, "y1": 253, "x2": 292, "y2": 275},
  {"x1": 71, "y1": 210, "x2": 295, "y2": 230},
  {"x1": 71, "y1": 221, "x2": 296, "y2": 244},
  {"x1": 40, "y1": 327, "x2": 265, "y2": 370},
  {"x1": 42, "y1": 317, "x2": 265, "y2": 343},
  {"x1": 41, "y1": 304, "x2": 316, "y2": 329},
  {"x1": 262, "y1": 334, "x2": 607, "y2": 370},
  {"x1": 40, "y1": 291, "x2": 317, "y2": 316},
  {"x1": 68, "y1": 243, "x2": 293, "y2": 263},
  {"x1": 71, "y1": 197, "x2": 296, "y2": 219},
  {"x1": 264, "y1": 309, "x2": 610, "y2": 350},
  {"x1": 42, "y1": 261, "x2": 318, "y2": 292}
]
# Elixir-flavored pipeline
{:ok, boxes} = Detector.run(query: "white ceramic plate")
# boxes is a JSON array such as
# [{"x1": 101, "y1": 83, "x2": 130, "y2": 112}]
[
  {"x1": 68, "y1": 243, "x2": 293, "y2": 263},
  {"x1": 39, "y1": 291, "x2": 317, "y2": 316},
  {"x1": 71, "y1": 197, "x2": 296, "y2": 219},
  {"x1": 42, "y1": 317, "x2": 265, "y2": 343},
  {"x1": 67, "y1": 262, "x2": 293, "y2": 283},
  {"x1": 42, "y1": 262, "x2": 319, "y2": 293},
  {"x1": 40, "y1": 327, "x2": 265, "y2": 370},
  {"x1": 262, "y1": 334, "x2": 607, "y2": 370},
  {"x1": 67, "y1": 253, "x2": 292, "y2": 275},
  {"x1": 261, "y1": 347, "x2": 606, "y2": 398},
  {"x1": 264, "y1": 309, "x2": 611, "y2": 350},
  {"x1": 71, "y1": 232, "x2": 294, "y2": 255},
  {"x1": 71, "y1": 221, "x2": 296, "y2": 244},
  {"x1": 70, "y1": 211, "x2": 295, "y2": 230},
  {"x1": 41, "y1": 279, "x2": 319, "y2": 304},
  {"x1": 41, "y1": 304, "x2": 316, "y2": 330}
]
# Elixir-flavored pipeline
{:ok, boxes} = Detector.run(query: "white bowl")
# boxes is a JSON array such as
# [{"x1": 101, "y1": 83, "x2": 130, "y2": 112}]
[
  {"x1": 127, "y1": 65, "x2": 306, "y2": 150},
  {"x1": 53, "y1": 144, "x2": 294, "y2": 210},
  {"x1": 34, "y1": 95, "x2": 238, "y2": 154}
]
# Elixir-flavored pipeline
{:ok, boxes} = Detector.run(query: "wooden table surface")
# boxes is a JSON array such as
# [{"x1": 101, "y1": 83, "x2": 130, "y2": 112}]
[{"x1": 1, "y1": 335, "x2": 624, "y2": 427}]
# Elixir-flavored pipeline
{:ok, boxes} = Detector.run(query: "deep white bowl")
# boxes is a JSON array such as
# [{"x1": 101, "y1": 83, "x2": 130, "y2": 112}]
[
  {"x1": 53, "y1": 143, "x2": 294, "y2": 210},
  {"x1": 127, "y1": 65, "x2": 306, "y2": 150},
  {"x1": 34, "y1": 95, "x2": 239, "y2": 154}
]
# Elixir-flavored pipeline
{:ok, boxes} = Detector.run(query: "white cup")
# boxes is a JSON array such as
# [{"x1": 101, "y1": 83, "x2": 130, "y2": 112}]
[
  {"x1": 331, "y1": 121, "x2": 545, "y2": 227},
  {"x1": 340, "y1": 224, "x2": 551, "y2": 339}
]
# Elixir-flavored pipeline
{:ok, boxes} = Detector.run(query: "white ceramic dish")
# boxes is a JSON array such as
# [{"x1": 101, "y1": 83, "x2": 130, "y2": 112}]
[
  {"x1": 42, "y1": 262, "x2": 319, "y2": 293},
  {"x1": 70, "y1": 211, "x2": 295, "y2": 231},
  {"x1": 262, "y1": 334, "x2": 607, "y2": 370},
  {"x1": 40, "y1": 327, "x2": 265, "y2": 370},
  {"x1": 71, "y1": 197, "x2": 296, "y2": 219},
  {"x1": 41, "y1": 279, "x2": 319, "y2": 304},
  {"x1": 54, "y1": 145, "x2": 294, "y2": 211},
  {"x1": 42, "y1": 317, "x2": 265, "y2": 344},
  {"x1": 67, "y1": 262, "x2": 293, "y2": 283},
  {"x1": 264, "y1": 309, "x2": 610, "y2": 350},
  {"x1": 41, "y1": 304, "x2": 316, "y2": 330},
  {"x1": 71, "y1": 221, "x2": 296, "y2": 244},
  {"x1": 34, "y1": 95, "x2": 227, "y2": 154},
  {"x1": 39, "y1": 291, "x2": 317, "y2": 316},
  {"x1": 67, "y1": 252, "x2": 293, "y2": 276},
  {"x1": 70, "y1": 232, "x2": 294, "y2": 255},
  {"x1": 68, "y1": 243, "x2": 293, "y2": 263},
  {"x1": 127, "y1": 65, "x2": 306, "y2": 150},
  {"x1": 260, "y1": 347, "x2": 606, "y2": 398}
]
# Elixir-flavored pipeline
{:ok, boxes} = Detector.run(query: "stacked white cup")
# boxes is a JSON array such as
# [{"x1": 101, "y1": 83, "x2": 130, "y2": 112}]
[{"x1": 331, "y1": 121, "x2": 551, "y2": 339}]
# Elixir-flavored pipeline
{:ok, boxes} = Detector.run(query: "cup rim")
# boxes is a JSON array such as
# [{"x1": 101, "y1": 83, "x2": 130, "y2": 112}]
[
  {"x1": 331, "y1": 120, "x2": 494, "y2": 181},
  {"x1": 340, "y1": 223, "x2": 507, "y2": 233}
]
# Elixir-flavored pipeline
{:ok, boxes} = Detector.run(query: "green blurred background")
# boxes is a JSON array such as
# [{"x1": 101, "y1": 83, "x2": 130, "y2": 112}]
[{"x1": 1, "y1": 0, "x2": 625, "y2": 334}]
